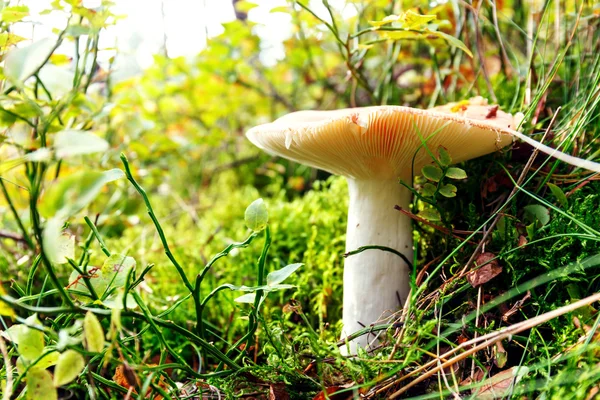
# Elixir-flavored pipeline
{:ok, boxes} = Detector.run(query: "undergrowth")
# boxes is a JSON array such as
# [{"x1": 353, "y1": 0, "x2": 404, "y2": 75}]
[{"x1": 1, "y1": 0, "x2": 600, "y2": 399}]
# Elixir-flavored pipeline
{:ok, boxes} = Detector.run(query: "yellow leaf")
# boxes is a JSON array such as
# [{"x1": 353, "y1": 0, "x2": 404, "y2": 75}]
[
  {"x1": 0, "y1": 284, "x2": 15, "y2": 318},
  {"x1": 369, "y1": 14, "x2": 401, "y2": 27},
  {"x1": 403, "y1": 10, "x2": 437, "y2": 30},
  {"x1": 378, "y1": 30, "x2": 428, "y2": 40},
  {"x1": 234, "y1": 0, "x2": 258, "y2": 13}
]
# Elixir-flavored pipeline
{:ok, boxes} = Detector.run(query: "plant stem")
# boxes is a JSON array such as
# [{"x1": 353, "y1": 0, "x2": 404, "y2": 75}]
[
  {"x1": 0, "y1": 179, "x2": 34, "y2": 249},
  {"x1": 120, "y1": 154, "x2": 194, "y2": 294}
]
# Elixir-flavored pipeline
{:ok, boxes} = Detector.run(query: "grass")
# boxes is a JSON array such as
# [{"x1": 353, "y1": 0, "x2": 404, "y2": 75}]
[{"x1": 1, "y1": 0, "x2": 600, "y2": 399}]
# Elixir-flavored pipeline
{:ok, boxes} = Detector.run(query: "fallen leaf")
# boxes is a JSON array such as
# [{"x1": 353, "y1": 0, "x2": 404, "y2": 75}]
[
  {"x1": 518, "y1": 235, "x2": 528, "y2": 247},
  {"x1": 467, "y1": 253, "x2": 503, "y2": 287},
  {"x1": 313, "y1": 385, "x2": 354, "y2": 400},
  {"x1": 585, "y1": 385, "x2": 599, "y2": 400},
  {"x1": 473, "y1": 366, "x2": 529, "y2": 399},
  {"x1": 269, "y1": 383, "x2": 290, "y2": 400},
  {"x1": 113, "y1": 364, "x2": 138, "y2": 390}
]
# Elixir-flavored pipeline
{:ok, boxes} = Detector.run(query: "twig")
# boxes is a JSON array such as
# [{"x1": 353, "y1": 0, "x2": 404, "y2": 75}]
[
  {"x1": 0, "y1": 333, "x2": 13, "y2": 400},
  {"x1": 379, "y1": 291, "x2": 600, "y2": 398},
  {"x1": 0, "y1": 230, "x2": 26, "y2": 243},
  {"x1": 395, "y1": 206, "x2": 479, "y2": 245}
]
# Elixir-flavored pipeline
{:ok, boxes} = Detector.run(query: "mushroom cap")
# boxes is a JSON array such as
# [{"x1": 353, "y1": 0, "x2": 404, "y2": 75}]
[{"x1": 246, "y1": 99, "x2": 518, "y2": 180}]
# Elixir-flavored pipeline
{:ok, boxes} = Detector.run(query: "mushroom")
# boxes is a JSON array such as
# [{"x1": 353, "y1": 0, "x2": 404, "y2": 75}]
[{"x1": 246, "y1": 98, "x2": 518, "y2": 353}]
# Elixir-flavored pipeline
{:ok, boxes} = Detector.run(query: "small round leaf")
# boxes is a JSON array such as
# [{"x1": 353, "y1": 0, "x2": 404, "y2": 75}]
[
  {"x1": 418, "y1": 208, "x2": 441, "y2": 222},
  {"x1": 245, "y1": 198, "x2": 268, "y2": 232},
  {"x1": 422, "y1": 165, "x2": 443, "y2": 182},
  {"x1": 420, "y1": 183, "x2": 437, "y2": 197},
  {"x1": 446, "y1": 167, "x2": 467, "y2": 180},
  {"x1": 26, "y1": 369, "x2": 57, "y2": 400},
  {"x1": 437, "y1": 146, "x2": 452, "y2": 166},
  {"x1": 439, "y1": 184, "x2": 457, "y2": 198},
  {"x1": 6, "y1": 315, "x2": 45, "y2": 361},
  {"x1": 53, "y1": 350, "x2": 85, "y2": 387}
]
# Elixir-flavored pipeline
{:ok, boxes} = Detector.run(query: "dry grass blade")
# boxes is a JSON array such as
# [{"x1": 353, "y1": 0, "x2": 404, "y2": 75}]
[{"x1": 374, "y1": 291, "x2": 600, "y2": 398}]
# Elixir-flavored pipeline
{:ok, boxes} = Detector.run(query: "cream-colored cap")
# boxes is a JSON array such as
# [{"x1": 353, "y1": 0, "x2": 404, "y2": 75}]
[{"x1": 246, "y1": 98, "x2": 517, "y2": 180}]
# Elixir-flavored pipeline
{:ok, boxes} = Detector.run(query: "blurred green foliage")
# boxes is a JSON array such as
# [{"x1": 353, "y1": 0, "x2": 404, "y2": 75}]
[{"x1": 1, "y1": 0, "x2": 600, "y2": 398}]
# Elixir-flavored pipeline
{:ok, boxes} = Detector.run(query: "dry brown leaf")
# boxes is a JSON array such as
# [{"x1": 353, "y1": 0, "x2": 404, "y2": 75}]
[
  {"x1": 112, "y1": 363, "x2": 166, "y2": 400},
  {"x1": 312, "y1": 385, "x2": 355, "y2": 400},
  {"x1": 113, "y1": 364, "x2": 138, "y2": 391},
  {"x1": 467, "y1": 253, "x2": 503, "y2": 287},
  {"x1": 269, "y1": 383, "x2": 290, "y2": 400},
  {"x1": 585, "y1": 385, "x2": 599, "y2": 400}
]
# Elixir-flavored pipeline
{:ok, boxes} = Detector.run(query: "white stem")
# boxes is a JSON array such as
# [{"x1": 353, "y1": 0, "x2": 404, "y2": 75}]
[{"x1": 342, "y1": 179, "x2": 413, "y2": 353}]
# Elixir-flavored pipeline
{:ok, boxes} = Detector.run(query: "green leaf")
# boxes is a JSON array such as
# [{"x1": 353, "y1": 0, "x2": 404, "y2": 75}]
[
  {"x1": 0, "y1": 149, "x2": 51, "y2": 176},
  {"x1": 446, "y1": 167, "x2": 467, "y2": 180},
  {"x1": 547, "y1": 183, "x2": 568, "y2": 208},
  {"x1": 431, "y1": 30, "x2": 473, "y2": 57},
  {"x1": 437, "y1": 146, "x2": 452, "y2": 166},
  {"x1": 378, "y1": 30, "x2": 428, "y2": 41},
  {"x1": 422, "y1": 165, "x2": 443, "y2": 182},
  {"x1": 4, "y1": 38, "x2": 56, "y2": 84},
  {"x1": 418, "y1": 208, "x2": 441, "y2": 222},
  {"x1": 5, "y1": 315, "x2": 45, "y2": 361},
  {"x1": 245, "y1": 198, "x2": 268, "y2": 232},
  {"x1": 53, "y1": 350, "x2": 85, "y2": 387},
  {"x1": 439, "y1": 184, "x2": 457, "y2": 198},
  {"x1": 83, "y1": 312, "x2": 105, "y2": 352},
  {"x1": 420, "y1": 183, "x2": 437, "y2": 197},
  {"x1": 40, "y1": 169, "x2": 124, "y2": 218},
  {"x1": 16, "y1": 351, "x2": 60, "y2": 373},
  {"x1": 42, "y1": 217, "x2": 74, "y2": 265},
  {"x1": 1, "y1": 5, "x2": 29, "y2": 23},
  {"x1": 266, "y1": 263, "x2": 303, "y2": 286},
  {"x1": 524, "y1": 204, "x2": 550, "y2": 226},
  {"x1": 26, "y1": 369, "x2": 57, "y2": 400},
  {"x1": 54, "y1": 130, "x2": 109, "y2": 158},
  {"x1": 234, "y1": 293, "x2": 256, "y2": 303},
  {"x1": 101, "y1": 254, "x2": 136, "y2": 275}
]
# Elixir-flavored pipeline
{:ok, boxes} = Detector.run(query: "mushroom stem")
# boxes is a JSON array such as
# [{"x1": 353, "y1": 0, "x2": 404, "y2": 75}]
[{"x1": 342, "y1": 179, "x2": 413, "y2": 353}]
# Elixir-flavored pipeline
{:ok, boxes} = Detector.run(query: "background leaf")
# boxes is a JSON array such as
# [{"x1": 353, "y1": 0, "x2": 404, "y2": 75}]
[
  {"x1": 547, "y1": 183, "x2": 568, "y2": 208},
  {"x1": 418, "y1": 208, "x2": 441, "y2": 222},
  {"x1": 4, "y1": 38, "x2": 56, "y2": 84},
  {"x1": 83, "y1": 312, "x2": 105, "y2": 352},
  {"x1": 53, "y1": 350, "x2": 85, "y2": 387},
  {"x1": 26, "y1": 369, "x2": 57, "y2": 400},
  {"x1": 524, "y1": 204, "x2": 551, "y2": 226},
  {"x1": 5, "y1": 315, "x2": 45, "y2": 361},
  {"x1": 266, "y1": 263, "x2": 303, "y2": 286},
  {"x1": 54, "y1": 130, "x2": 109, "y2": 158}
]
